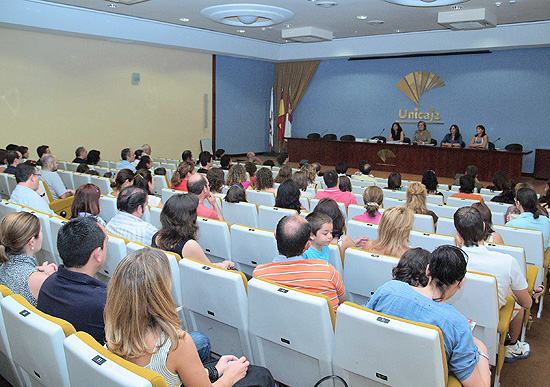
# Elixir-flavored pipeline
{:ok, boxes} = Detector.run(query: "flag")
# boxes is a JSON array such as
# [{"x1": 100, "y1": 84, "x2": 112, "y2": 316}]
[
  {"x1": 269, "y1": 87, "x2": 274, "y2": 151},
  {"x1": 277, "y1": 90, "x2": 286, "y2": 143},
  {"x1": 284, "y1": 87, "x2": 293, "y2": 138}
]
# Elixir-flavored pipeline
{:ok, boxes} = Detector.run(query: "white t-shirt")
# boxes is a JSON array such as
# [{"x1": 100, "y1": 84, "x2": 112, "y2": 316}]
[{"x1": 462, "y1": 244, "x2": 527, "y2": 308}]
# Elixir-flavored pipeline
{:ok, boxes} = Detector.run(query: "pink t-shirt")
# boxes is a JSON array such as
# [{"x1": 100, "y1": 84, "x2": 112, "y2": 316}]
[
  {"x1": 314, "y1": 187, "x2": 357, "y2": 208},
  {"x1": 197, "y1": 201, "x2": 219, "y2": 220},
  {"x1": 352, "y1": 211, "x2": 382, "y2": 224}
]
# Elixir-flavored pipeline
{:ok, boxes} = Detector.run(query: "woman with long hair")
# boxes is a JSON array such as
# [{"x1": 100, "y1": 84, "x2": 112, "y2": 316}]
[
  {"x1": 362, "y1": 206, "x2": 414, "y2": 257},
  {"x1": 152, "y1": 194, "x2": 234, "y2": 270},
  {"x1": 255, "y1": 168, "x2": 276, "y2": 193},
  {"x1": 506, "y1": 188, "x2": 550, "y2": 250},
  {"x1": 386, "y1": 172, "x2": 403, "y2": 190},
  {"x1": 274, "y1": 180, "x2": 302, "y2": 213},
  {"x1": 469, "y1": 125, "x2": 489, "y2": 149},
  {"x1": 171, "y1": 161, "x2": 195, "y2": 192},
  {"x1": 441, "y1": 124, "x2": 463, "y2": 148},
  {"x1": 0, "y1": 212, "x2": 57, "y2": 306},
  {"x1": 104, "y1": 248, "x2": 249, "y2": 386},
  {"x1": 225, "y1": 184, "x2": 247, "y2": 203},
  {"x1": 136, "y1": 155, "x2": 153, "y2": 171},
  {"x1": 291, "y1": 171, "x2": 314, "y2": 198},
  {"x1": 353, "y1": 186, "x2": 383, "y2": 224},
  {"x1": 70, "y1": 183, "x2": 107, "y2": 226},
  {"x1": 134, "y1": 169, "x2": 163, "y2": 208},
  {"x1": 490, "y1": 178, "x2": 516, "y2": 204},
  {"x1": 300, "y1": 163, "x2": 318, "y2": 190},
  {"x1": 388, "y1": 122, "x2": 404, "y2": 143},
  {"x1": 226, "y1": 164, "x2": 251, "y2": 189},
  {"x1": 405, "y1": 182, "x2": 438, "y2": 227},
  {"x1": 86, "y1": 149, "x2": 101, "y2": 165},
  {"x1": 471, "y1": 202, "x2": 504, "y2": 244},
  {"x1": 206, "y1": 168, "x2": 225, "y2": 195},
  {"x1": 244, "y1": 162, "x2": 257, "y2": 187},
  {"x1": 421, "y1": 170, "x2": 443, "y2": 196},
  {"x1": 110, "y1": 168, "x2": 134, "y2": 198},
  {"x1": 273, "y1": 165, "x2": 292, "y2": 184}
]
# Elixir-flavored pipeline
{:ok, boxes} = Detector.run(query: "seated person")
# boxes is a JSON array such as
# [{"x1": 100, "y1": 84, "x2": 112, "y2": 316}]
[
  {"x1": 206, "y1": 167, "x2": 225, "y2": 195},
  {"x1": 303, "y1": 212, "x2": 333, "y2": 262},
  {"x1": 405, "y1": 182, "x2": 438, "y2": 227},
  {"x1": 353, "y1": 186, "x2": 383, "y2": 224},
  {"x1": 353, "y1": 160, "x2": 376, "y2": 183},
  {"x1": 70, "y1": 183, "x2": 107, "y2": 227},
  {"x1": 441, "y1": 124, "x2": 463, "y2": 148},
  {"x1": 255, "y1": 168, "x2": 276, "y2": 194},
  {"x1": 10, "y1": 163, "x2": 55, "y2": 215},
  {"x1": 181, "y1": 149, "x2": 194, "y2": 164},
  {"x1": 115, "y1": 148, "x2": 136, "y2": 171},
  {"x1": 220, "y1": 154, "x2": 232, "y2": 170},
  {"x1": 225, "y1": 184, "x2": 247, "y2": 204},
  {"x1": 86, "y1": 149, "x2": 101, "y2": 165},
  {"x1": 422, "y1": 170, "x2": 443, "y2": 196},
  {"x1": 171, "y1": 161, "x2": 194, "y2": 192},
  {"x1": 244, "y1": 162, "x2": 257, "y2": 186},
  {"x1": 391, "y1": 247, "x2": 430, "y2": 287},
  {"x1": 40, "y1": 154, "x2": 75, "y2": 200},
  {"x1": 338, "y1": 176, "x2": 352, "y2": 192},
  {"x1": 388, "y1": 122, "x2": 404, "y2": 143},
  {"x1": 362, "y1": 206, "x2": 413, "y2": 258},
  {"x1": 469, "y1": 125, "x2": 489, "y2": 149},
  {"x1": 109, "y1": 168, "x2": 134, "y2": 198},
  {"x1": 412, "y1": 120, "x2": 431, "y2": 145},
  {"x1": 314, "y1": 170, "x2": 357, "y2": 208},
  {"x1": 490, "y1": 178, "x2": 515, "y2": 204},
  {"x1": 453, "y1": 165, "x2": 483, "y2": 193},
  {"x1": 187, "y1": 174, "x2": 224, "y2": 221},
  {"x1": 472, "y1": 202, "x2": 504, "y2": 244},
  {"x1": 386, "y1": 172, "x2": 403, "y2": 191},
  {"x1": 72, "y1": 146, "x2": 88, "y2": 164},
  {"x1": 246, "y1": 152, "x2": 262, "y2": 164},
  {"x1": 367, "y1": 246, "x2": 491, "y2": 386},
  {"x1": 215, "y1": 148, "x2": 225, "y2": 160},
  {"x1": 451, "y1": 175, "x2": 484, "y2": 202},
  {"x1": 4, "y1": 151, "x2": 22, "y2": 174},
  {"x1": 196, "y1": 151, "x2": 213, "y2": 174},
  {"x1": 227, "y1": 164, "x2": 251, "y2": 189},
  {"x1": 291, "y1": 171, "x2": 314, "y2": 198},
  {"x1": 273, "y1": 165, "x2": 292, "y2": 184},
  {"x1": 335, "y1": 161, "x2": 348, "y2": 176},
  {"x1": 506, "y1": 188, "x2": 550, "y2": 250},
  {"x1": 134, "y1": 169, "x2": 162, "y2": 208},
  {"x1": 275, "y1": 180, "x2": 303, "y2": 214},
  {"x1": 276, "y1": 152, "x2": 289, "y2": 167}
]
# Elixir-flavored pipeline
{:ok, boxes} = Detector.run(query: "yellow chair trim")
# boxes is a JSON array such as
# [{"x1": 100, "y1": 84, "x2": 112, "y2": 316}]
[
  {"x1": 41, "y1": 181, "x2": 54, "y2": 202},
  {"x1": 49, "y1": 196, "x2": 74, "y2": 218},
  {"x1": 232, "y1": 223, "x2": 274, "y2": 234},
  {"x1": 0, "y1": 285, "x2": 13, "y2": 297},
  {"x1": 329, "y1": 242, "x2": 344, "y2": 267},
  {"x1": 182, "y1": 257, "x2": 248, "y2": 293},
  {"x1": 107, "y1": 233, "x2": 130, "y2": 244},
  {"x1": 253, "y1": 277, "x2": 336, "y2": 331},
  {"x1": 74, "y1": 332, "x2": 168, "y2": 387},
  {"x1": 10, "y1": 294, "x2": 75, "y2": 337}
]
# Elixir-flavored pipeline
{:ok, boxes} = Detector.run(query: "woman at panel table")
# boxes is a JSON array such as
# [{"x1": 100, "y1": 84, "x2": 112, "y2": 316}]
[
  {"x1": 388, "y1": 122, "x2": 405, "y2": 143},
  {"x1": 469, "y1": 125, "x2": 489, "y2": 149},
  {"x1": 441, "y1": 124, "x2": 464, "y2": 148},
  {"x1": 412, "y1": 121, "x2": 431, "y2": 145}
]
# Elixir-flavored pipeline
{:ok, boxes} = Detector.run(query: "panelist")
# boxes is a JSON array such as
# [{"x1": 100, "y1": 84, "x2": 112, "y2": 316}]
[
  {"x1": 412, "y1": 121, "x2": 431, "y2": 145},
  {"x1": 469, "y1": 125, "x2": 489, "y2": 149},
  {"x1": 388, "y1": 122, "x2": 404, "y2": 143},
  {"x1": 441, "y1": 124, "x2": 464, "y2": 148}
]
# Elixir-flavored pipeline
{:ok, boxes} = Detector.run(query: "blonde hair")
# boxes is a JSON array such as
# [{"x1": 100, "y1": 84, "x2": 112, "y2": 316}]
[
  {"x1": 406, "y1": 182, "x2": 429, "y2": 215},
  {"x1": 104, "y1": 248, "x2": 184, "y2": 359},
  {"x1": 226, "y1": 164, "x2": 247, "y2": 186},
  {"x1": 300, "y1": 164, "x2": 317, "y2": 184},
  {"x1": 362, "y1": 186, "x2": 383, "y2": 217},
  {"x1": 372, "y1": 206, "x2": 414, "y2": 257},
  {"x1": 0, "y1": 212, "x2": 40, "y2": 263}
]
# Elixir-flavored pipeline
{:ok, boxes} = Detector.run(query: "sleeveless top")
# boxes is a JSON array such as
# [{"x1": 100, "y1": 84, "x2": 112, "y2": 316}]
[
  {"x1": 151, "y1": 232, "x2": 191, "y2": 259},
  {"x1": 0, "y1": 254, "x2": 39, "y2": 306},
  {"x1": 474, "y1": 135, "x2": 486, "y2": 145},
  {"x1": 390, "y1": 127, "x2": 403, "y2": 141},
  {"x1": 144, "y1": 333, "x2": 182, "y2": 387}
]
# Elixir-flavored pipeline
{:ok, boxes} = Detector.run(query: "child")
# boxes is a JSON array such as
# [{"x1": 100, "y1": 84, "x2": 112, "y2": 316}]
[{"x1": 303, "y1": 212, "x2": 333, "y2": 262}]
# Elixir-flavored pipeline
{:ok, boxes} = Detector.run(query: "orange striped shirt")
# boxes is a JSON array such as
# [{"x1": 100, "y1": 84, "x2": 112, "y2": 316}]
[{"x1": 252, "y1": 259, "x2": 345, "y2": 311}]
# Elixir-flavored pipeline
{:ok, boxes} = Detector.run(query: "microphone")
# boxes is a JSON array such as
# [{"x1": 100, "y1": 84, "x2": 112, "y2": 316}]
[
  {"x1": 493, "y1": 137, "x2": 501, "y2": 144},
  {"x1": 378, "y1": 128, "x2": 385, "y2": 137}
]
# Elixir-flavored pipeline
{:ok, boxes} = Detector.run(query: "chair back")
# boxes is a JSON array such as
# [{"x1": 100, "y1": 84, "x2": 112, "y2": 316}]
[
  {"x1": 409, "y1": 230, "x2": 455, "y2": 252},
  {"x1": 5, "y1": 175, "x2": 16, "y2": 196},
  {"x1": 413, "y1": 213, "x2": 435, "y2": 233},
  {"x1": 0, "y1": 200, "x2": 23, "y2": 220},
  {"x1": 485, "y1": 242, "x2": 527, "y2": 276},
  {"x1": 299, "y1": 196, "x2": 311, "y2": 212},
  {"x1": 347, "y1": 203, "x2": 366, "y2": 222},
  {"x1": 90, "y1": 176, "x2": 112, "y2": 196},
  {"x1": 49, "y1": 216, "x2": 68, "y2": 265},
  {"x1": 0, "y1": 174, "x2": 10, "y2": 199},
  {"x1": 152, "y1": 175, "x2": 169, "y2": 197},
  {"x1": 309, "y1": 198, "x2": 347, "y2": 218},
  {"x1": 323, "y1": 133, "x2": 337, "y2": 140},
  {"x1": 346, "y1": 220, "x2": 378, "y2": 241},
  {"x1": 333, "y1": 303, "x2": 449, "y2": 387},
  {"x1": 149, "y1": 205, "x2": 162, "y2": 229},
  {"x1": 222, "y1": 201, "x2": 259, "y2": 228},
  {"x1": 63, "y1": 332, "x2": 167, "y2": 387},
  {"x1": 72, "y1": 173, "x2": 92, "y2": 190},
  {"x1": 328, "y1": 243, "x2": 344, "y2": 275},
  {"x1": 426, "y1": 194, "x2": 444, "y2": 205},
  {"x1": 230, "y1": 224, "x2": 278, "y2": 277},
  {"x1": 22, "y1": 207, "x2": 56, "y2": 266},
  {"x1": 179, "y1": 258, "x2": 252, "y2": 360},
  {"x1": 505, "y1": 143, "x2": 523, "y2": 152},
  {"x1": 435, "y1": 216, "x2": 455, "y2": 236},
  {"x1": 1, "y1": 294, "x2": 75, "y2": 387},
  {"x1": 99, "y1": 195, "x2": 118, "y2": 222},
  {"x1": 340, "y1": 135, "x2": 356, "y2": 141},
  {"x1": 484, "y1": 201, "x2": 510, "y2": 215},
  {"x1": 248, "y1": 278, "x2": 335, "y2": 386},
  {"x1": 196, "y1": 217, "x2": 232, "y2": 263},
  {"x1": 343, "y1": 248, "x2": 398, "y2": 305},
  {"x1": 427, "y1": 202, "x2": 459, "y2": 218},
  {"x1": 57, "y1": 170, "x2": 75, "y2": 191},
  {"x1": 446, "y1": 196, "x2": 480, "y2": 207},
  {"x1": 0, "y1": 286, "x2": 22, "y2": 387},
  {"x1": 382, "y1": 189, "x2": 406, "y2": 201},
  {"x1": 307, "y1": 133, "x2": 321, "y2": 139},
  {"x1": 161, "y1": 188, "x2": 183, "y2": 204},
  {"x1": 99, "y1": 233, "x2": 129, "y2": 279},
  {"x1": 246, "y1": 190, "x2": 276, "y2": 207},
  {"x1": 258, "y1": 205, "x2": 298, "y2": 231}
]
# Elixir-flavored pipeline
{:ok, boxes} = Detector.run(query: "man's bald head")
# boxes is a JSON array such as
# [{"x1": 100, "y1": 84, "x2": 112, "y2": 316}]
[
  {"x1": 275, "y1": 215, "x2": 312, "y2": 258},
  {"x1": 187, "y1": 173, "x2": 208, "y2": 196}
]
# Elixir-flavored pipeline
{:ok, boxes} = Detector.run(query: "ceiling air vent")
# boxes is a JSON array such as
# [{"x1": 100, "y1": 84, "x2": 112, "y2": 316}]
[
  {"x1": 282, "y1": 27, "x2": 333, "y2": 43},
  {"x1": 438, "y1": 8, "x2": 497, "y2": 30}
]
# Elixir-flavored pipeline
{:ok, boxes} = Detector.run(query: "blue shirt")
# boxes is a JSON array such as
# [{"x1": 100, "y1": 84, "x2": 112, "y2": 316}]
[
  {"x1": 506, "y1": 212, "x2": 550, "y2": 250},
  {"x1": 367, "y1": 280, "x2": 479, "y2": 381},
  {"x1": 10, "y1": 184, "x2": 55, "y2": 215},
  {"x1": 115, "y1": 159, "x2": 136, "y2": 171},
  {"x1": 303, "y1": 245, "x2": 330, "y2": 262}
]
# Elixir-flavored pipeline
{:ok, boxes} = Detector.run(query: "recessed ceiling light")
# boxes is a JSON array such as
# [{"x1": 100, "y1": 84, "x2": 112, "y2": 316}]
[
  {"x1": 237, "y1": 29, "x2": 246, "y2": 33},
  {"x1": 495, "y1": 1, "x2": 502, "y2": 6},
  {"x1": 384, "y1": 0, "x2": 469, "y2": 7},
  {"x1": 285, "y1": 24, "x2": 293, "y2": 28},
  {"x1": 451, "y1": 4, "x2": 462, "y2": 9},
  {"x1": 368, "y1": 20, "x2": 384, "y2": 25},
  {"x1": 179, "y1": 18, "x2": 190, "y2": 22},
  {"x1": 107, "y1": 3, "x2": 116, "y2": 8},
  {"x1": 357, "y1": 15, "x2": 368, "y2": 20},
  {"x1": 395, "y1": 29, "x2": 402, "y2": 32},
  {"x1": 315, "y1": 1, "x2": 338, "y2": 8}
]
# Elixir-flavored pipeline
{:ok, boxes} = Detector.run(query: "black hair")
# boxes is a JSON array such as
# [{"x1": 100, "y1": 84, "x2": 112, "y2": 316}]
[
  {"x1": 36, "y1": 145, "x2": 49, "y2": 158},
  {"x1": 263, "y1": 160, "x2": 275, "y2": 167},
  {"x1": 276, "y1": 216, "x2": 312, "y2": 258},
  {"x1": 14, "y1": 163, "x2": 37, "y2": 183},
  {"x1": 516, "y1": 187, "x2": 540, "y2": 219},
  {"x1": 117, "y1": 186, "x2": 148, "y2": 213},
  {"x1": 387, "y1": 172, "x2": 402, "y2": 190},
  {"x1": 7, "y1": 152, "x2": 20, "y2": 165},
  {"x1": 275, "y1": 180, "x2": 301, "y2": 213},
  {"x1": 187, "y1": 174, "x2": 208, "y2": 195},
  {"x1": 182, "y1": 150, "x2": 193, "y2": 162},
  {"x1": 121, "y1": 148, "x2": 132, "y2": 161},
  {"x1": 491, "y1": 171, "x2": 507, "y2": 191},
  {"x1": 136, "y1": 155, "x2": 152, "y2": 171},
  {"x1": 335, "y1": 162, "x2": 348, "y2": 175},
  {"x1": 313, "y1": 198, "x2": 346, "y2": 239},
  {"x1": 215, "y1": 149, "x2": 225, "y2": 159},
  {"x1": 17, "y1": 146, "x2": 28, "y2": 157},
  {"x1": 358, "y1": 160, "x2": 372, "y2": 175},
  {"x1": 465, "y1": 165, "x2": 478, "y2": 177},
  {"x1": 154, "y1": 167, "x2": 166, "y2": 176},
  {"x1": 276, "y1": 152, "x2": 288, "y2": 165},
  {"x1": 454, "y1": 206, "x2": 485, "y2": 247},
  {"x1": 76, "y1": 163, "x2": 90, "y2": 173},
  {"x1": 220, "y1": 154, "x2": 231, "y2": 168},
  {"x1": 459, "y1": 175, "x2": 475, "y2": 194},
  {"x1": 134, "y1": 149, "x2": 143, "y2": 160},
  {"x1": 428, "y1": 245, "x2": 468, "y2": 302},
  {"x1": 323, "y1": 169, "x2": 338, "y2": 188},
  {"x1": 156, "y1": 194, "x2": 199, "y2": 251},
  {"x1": 305, "y1": 212, "x2": 332, "y2": 236},
  {"x1": 75, "y1": 146, "x2": 86, "y2": 157},
  {"x1": 421, "y1": 170, "x2": 438, "y2": 192},
  {"x1": 57, "y1": 217, "x2": 106, "y2": 268},
  {"x1": 6, "y1": 144, "x2": 18, "y2": 151},
  {"x1": 111, "y1": 169, "x2": 135, "y2": 190},
  {"x1": 199, "y1": 151, "x2": 212, "y2": 167},
  {"x1": 392, "y1": 247, "x2": 430, "y2": 287},
  {"x1": 133, "y1": 169, "x2": 154, "y2": 195},
  {"x1": 86, "y1": 150, "x2": 101, "y2": 165},
  {"x1": 338, "y1": 176, "x2": 352, "y2": 192},
  {"x1": 225, "y1": 185, "x2": 247, "y2": 203}
]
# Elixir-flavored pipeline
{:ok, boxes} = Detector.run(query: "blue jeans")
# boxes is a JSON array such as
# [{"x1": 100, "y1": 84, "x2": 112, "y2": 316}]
[{"x1": 189, "y1": 331, "x2": 211, "y2": 364}]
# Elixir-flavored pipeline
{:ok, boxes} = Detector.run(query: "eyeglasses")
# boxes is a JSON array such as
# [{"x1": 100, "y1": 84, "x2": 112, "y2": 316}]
[{"x1": 33, "y1": 173, "x2": 41, "y2": 177}]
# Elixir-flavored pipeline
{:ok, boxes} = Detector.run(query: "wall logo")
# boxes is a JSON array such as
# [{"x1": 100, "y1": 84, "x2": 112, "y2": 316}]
[{"x1": 397, "y1": 71, "x2": 445, "y2": 106}]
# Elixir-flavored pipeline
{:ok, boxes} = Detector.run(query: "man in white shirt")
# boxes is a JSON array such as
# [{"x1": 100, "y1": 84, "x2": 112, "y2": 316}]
[
  {"x1": 454, "y1": 206, "x2": 532, "y2": 363},
  {"x1": 105, "y1": 186, "x2": 157, "y2": 245},
  {"x1": 141, "y1": 144, "x2": 152, "y2": 157},
  {"x1": 40, "y1": 154, "x2": 75, "y2": 200},
  {"x1": 115, "y1": 148, "x2": 136, "y2": 171},
  {"x1": 352, "y1": 160, "x2": 377, "y2": 184},
  {"x1": 9, "y1": 163, "x2": 55, "y2": 215}
]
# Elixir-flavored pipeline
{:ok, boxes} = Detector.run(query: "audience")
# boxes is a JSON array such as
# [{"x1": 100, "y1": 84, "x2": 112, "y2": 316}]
[
  {"x1": 133, "y1": 149, "x2": 143, "y2": 166},
  {"x1": 152, "y1": 194, "x2": 233, "y2": 269},
  {"x1": 225, "y1": 184, "x2": 247, "y2": 203},
  {"x1": 454, "y1": 206, "x2": 532, "y2": 363},
  {"x1": 73, "y1": 146, "x2": 88, "y2": 164},
  {"x1": 422, "y1": 170, "x2": 443, "y2": 196},
  {"x1": 10, "y1": 163, "x2": 55, "y2": 215},
  {"x1": 353, "y1": 186, "x2": 383, "y2": 224},
  {"x1": 354, "y1": 160, "x2": 376, "y2": 183},
  {"x1": 453, "y1": 165, "x2": 483, "y2": 193},
  {"x1": 486, "y1": 170, "x2": 507, "y2": 192},
  {"x1": 386, "y1": 172, "x2": 403, "y2": 190},
  {"x1": 335, "y1": 161, "x2": 348, "y2": 176},
  {"x1": 40, "y1": 154, "x2": 75, "y2": 200},
  {"x1": 505, "y1": 182, "x2": 548, "y2": 221},
  {"x1": 105, "y1": 186, "x2": 158, "y2": 245},
  {"x1": 134, "y1": 169, "x2": 162, "y2": 208},
  {"x1": 154, "y1": 167, "x2": 167, "y2": 176},
  {"x1": 36, "y1": 145, "x2": 51, "y2": 166},
  {"x1": 405, "y1": 182, "x2": 438, "y2": 227},
  {"x1": 276, "y1": 152, "x2": 289, "y2": 167},
  {"x1": 244, "y1": 162, "x2": 257, "y2": 186},
  {"x1": 451, "y1": 175, "x2": 484, "y2": 202},
  {"x1": 246, "y1": 152, "x2": 262, "y2": 164},
  {"x1": 141, "y1": 144, "x2": 152, "y2": 157},
  {"x1": 197, "y1": 151, "x2": 213, "y2": 174},
  {"x1": 0, "y1": 212, "x2": 56, "y2": 307},
  {"x1": 116, "y1": 148, "x2": 136, "y2": 171},
  {"x1": 471, "y1": 202, "x2": 504, "y2": 244},
  {"x1": 275, "y1": 180, "x2": 302, "y2": 213},
  {"x1": 136, "y1": 155, "x2": 153, "y2": 171},
  {"x1": 539, "y1": 179, "x2": 550, "y2": 209},
  {"x1": 215, "y1": 148, "x2": 226, "y2": 160},
  {"x1": 506, "y1": 188, "x2": 550, "y2": 250},
  {"x1": 301, "y1": 163, "x2": 319, "y2": 189},
  {"x1": 0, "y1": 149, "x2": 8, "y2": 172},
  {"x1": 262, "y1": 159, "x2": 275, "y2": 167},
  {"x1": 187, "y1": 174, "x2": 224, "y2": 221},
  {"x1": 391, "y1": 247, "x2": 430, "y2": 287},
  {"x1": 220, "y1": 154, "x2": 232, "y2": 170},
  {"x1": 338, "y1": 175, "x2": 352, "y2": 192},
  {"x1": 17, "y1": 146, "x2": 29, "y2": 161},
  {"x1": 206, "y1": 167, "x2": 225, "y2": 195},
  {"x1": 227, "y1": 164, "x2": 251, "y2": 189},
  {"x1": 171, "y1": 161, "x2": 195, "y2": 192},
  {"x1": 86, "y1": 149, "x2": 101, "y2": 165},
  {"x1": 109, "y1": 169, "x2": 134, "y2": 198},
  {"x1": 255, "y1": 167, "x2": 276, "y2": 193},
  {"x1": 76, "y1": 163, "x2": 90, "y2": 174},
  {"x1": 303, "y1": 212, "x2": 333, "y2": 262},
  {"x1": 4, "y1": 151, "x2": 22, "y2": 175},
  {"x1": 37, "y1": 217, "x2": 107, "y2": 343},
  {"x1": 253, "y1": 215, "x2": 346, "y2": 312},
  {"x1": 181, "y1": 149, "x2": 194, "y2": 164},
  {"x1": 70, "y1": 183, "x2": 107, "y2": 226},
  {"x1": 314, "y1": 169, "x2": 357, "y2": 208},
  {"x1": 362, "y1": 206, "x2": 413, "y2": 257},
  {"x1": 273, "y1": 165, "x2": 292, "y2": 184},
  {"x1": 367, "y1": 245, "x2": 491, "y2": 386},
  {"x1": 490, "y1": 178, "x2": 516, "y2": 204},
  {"x1": 291, "y1": 171, "x2": 314, "y2": 198}
]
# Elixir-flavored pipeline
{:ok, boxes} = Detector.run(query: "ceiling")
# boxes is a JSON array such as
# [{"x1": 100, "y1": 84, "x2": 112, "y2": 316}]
[{"x1": 41, "y1": 0, "x2": 550, "y2": 44}]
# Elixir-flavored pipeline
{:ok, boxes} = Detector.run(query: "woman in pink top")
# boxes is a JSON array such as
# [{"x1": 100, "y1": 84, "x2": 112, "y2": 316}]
[
  {"x1": 353, "y1": 186, "x2": 383, "y2": 224},
  {"x1": 227, "y1": 164, "x2": 251, "y2": 189}
]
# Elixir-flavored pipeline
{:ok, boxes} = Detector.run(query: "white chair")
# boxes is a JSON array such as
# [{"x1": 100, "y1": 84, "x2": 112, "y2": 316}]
[
  {"x1": 66, "y1": 162, "x2": 79, "y2": 172},
  {"x1": 439, "y1": 190, "x2": 455, "y2": 203},
  {"x1": 179, "y1": 258, "x2": 253, "y2": 360},
  {"x1": 90, "y1": 176, "x2": 111, "y2": 195},
  {"x1": 6, "y1": 174, "x2": 16, "y2": 195},
  {"x1": 0, "y1": 199, "x2": 22, "y2": 220},
  {"x1": 22, "y1": 207, "x2": 57, "y2": 266},
  {"x1": 49, "y1": 216, "x2": 68, "y2": 265},
  {"x1": 485, "y1": 201, "x2": 510, "y2": 215},
  {"x1": 383, "y1": 196, "x2": 405, "y2": 209},
  {"x1": 438, "y1": 183, "x2": 450, "y2": 191},
  {"x1": 409, "y1": 230, "x2": 455, "y2": 252},
  {"x1": 414, "y1": 213, "x2": 435, "y2": 233},
  {"x1": 426, "y1": 194, "x2": 445, "y2": 205},
  {"x1": 485, "y1": 243, "x2": 527, "y2": 278},
  {"x1": 328, "y1": 243, "x2": 344, "y2": 276},
  {"x1": 382, "y1": 188, "x2": 407, "y2": 200},
  {"x1": 63, "y1": 331, "x2": 166, "y2": 387},
  {"x1": 92, "y1": 166, "x2": 109, "y2": 176},
  {"x1": 491, "y1": 211, "x2": 506, "y2": 226},
  {"x1": 481, "y1": 188, "x2": 501, "y2": 195},
  {"x1": 450, "y1": 185, "x2": 460, "y2": 192},
  {"x1": 108, "y1": 161, "x2": 119, "y2": 169},
  {"x1": 436, "y1": 216, "x2": 455, "y2": 236},
  {"x1": 149, "y1": 205, "x2": 162, "y2": 229},
  {"x1": 161, "y1": 188, "x2": 183, "y2": 204},
  {"x1": 222, "y1": 201, "x2": 258, "y2": 228},
  {"x1": 230, "y1": 224, "x2": 278, "y2": 277},
  {"x1": 248, "y1": 278, "x2": 335, "y2": 386},
  {"x1": 448, "y1": 272, "x2": 499, "y2": 366},
  {"x1": 57, "y1": 170, "x2": 75, "y2": 191},
  {"x1": 446, "y1": 196, "x2": 480, "y2": 207},
  {"x1": 352, "y1": 185, "x2": 367, "y2": 194},
  {"x1": 350, "y1": 178, "x2": 375, "y2": 188},
  {"x1": 72, "y1": 172, "x2": 92, "y2": 190},
  {"x1": 299, "y1": 196, "x2": 311, "y2": 212},
  {"x1": 152, "y1": 175, "x2": 169, "y2": 197},
  {"x1": 347, "y1": 203, "x2": 366, "y2": 222},
  {"x1": 258, "y1": 205, "x2": 298, "y2": 231},
  {"x1": 0, "y1": 286, "x2": 23, "y2": 387},
  {"x1": 427, "y1": 202, "x2": 459, "y2": 218},
  {"x1": 98, "y1": 233, "x2": 129, "y2": 279},
  {"x1": 353, "y1": 193, "x2": 363, "y2": 205},
  {"x1": 0, "y1": 174, "x2": 11, "y2": 199},
  {"x1": 346, "y1": 219, "x2": 378, "y2": 241},
  {"x1": 97, "y1": 160, "x2": 110, "y2": 168},
  {"x1": 1, "y1": 294, "x2": 75, "y2": 387},
  {"x1": 343, "y1": 248, "x2": 398, "y2": 305},
  {"x1": 99, "y1": 195, "x2": 118, "y2": 223},
  {"x1": 333, "y1": 303, "x2": 459, "y2": 387},
  {"x1": 196, "y1": 217, "x2": 232, "y2": 263}
]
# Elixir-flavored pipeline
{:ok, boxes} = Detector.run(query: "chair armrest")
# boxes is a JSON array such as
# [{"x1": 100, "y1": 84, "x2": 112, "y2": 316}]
[
  {"x1": 498, "y1": 295, "x2": 515, "y2": 336},
  {"x1": 49, "y1": 196, "x2": 74, "y2": 218},
  {"x1": 544, "y1": 249, "x2": 550, "y2": 271},
  {"x1": 447, "y1": 373, "x2": 462, "y2": 387},
  {"x1": 526, "y1": 265, "x2": 539, "y2": 294}
]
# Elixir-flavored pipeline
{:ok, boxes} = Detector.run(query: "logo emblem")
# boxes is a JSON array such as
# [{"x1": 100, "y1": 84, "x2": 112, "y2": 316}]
[{"x1": 397, "y1": 71, "x2": 445, "y2": 106}]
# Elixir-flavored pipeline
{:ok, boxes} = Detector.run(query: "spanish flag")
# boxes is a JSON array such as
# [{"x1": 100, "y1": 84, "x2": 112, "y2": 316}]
[{"x1": 277, "y1": 90, "x2": 286, "y2": 143}]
